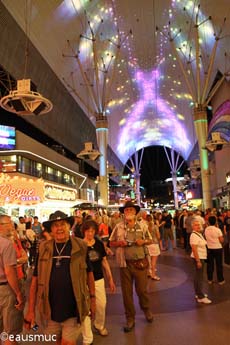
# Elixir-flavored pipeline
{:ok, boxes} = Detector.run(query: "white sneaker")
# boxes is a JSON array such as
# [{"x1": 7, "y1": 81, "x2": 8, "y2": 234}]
[
  {"x1": 197, "y1": 297, "x2": 212, "y2": 304},
  {"x1": 94, "y1": 326, "x2": 108, "y2": 336},
  {"x1": 195, "y1": 293, "x2": 208, "y2": 299}
]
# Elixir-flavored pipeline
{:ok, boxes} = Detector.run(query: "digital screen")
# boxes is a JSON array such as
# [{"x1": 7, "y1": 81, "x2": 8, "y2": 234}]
[{"x1": 0, "y1": 125, "x2": 16, "y2": 150}]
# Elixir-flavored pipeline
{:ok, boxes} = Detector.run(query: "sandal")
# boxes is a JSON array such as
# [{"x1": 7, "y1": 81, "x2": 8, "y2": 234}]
[{"x1": 152, "y1": 276, "x2": 160, "y2": 281}]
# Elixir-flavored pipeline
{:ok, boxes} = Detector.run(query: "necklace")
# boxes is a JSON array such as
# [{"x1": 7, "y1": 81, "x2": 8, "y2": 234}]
[
  {"x1": 86, "y1": 239, "x2": 95, "y2": 247},
  {"x1": 54, "y1": 241, "x2": 68, "y2": 268}
]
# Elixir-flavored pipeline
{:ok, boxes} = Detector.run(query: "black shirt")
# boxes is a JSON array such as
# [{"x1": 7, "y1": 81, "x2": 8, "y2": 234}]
[
  {"x1": 163, "y1": 214, "x2": 172, "y2": 228},
  {"x1": 49, "y1": 240, "x2": 78, "y2": 322},
  {"x1": 87, "y1": 238, "x2": 106, "y2": 281}
]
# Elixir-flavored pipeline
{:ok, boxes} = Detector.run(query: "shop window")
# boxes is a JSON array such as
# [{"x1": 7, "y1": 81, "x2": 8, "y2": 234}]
[
  {"x1": 55, "y1": 170, "x2": 62, "y2": 184},
  {"x1": 34, "y1": 162, "x2": 43, "y2": 178},
  {"x1": 19, "y1": 157, "x2": 31, "y2": 175},
  {"x1": 64, "y1": 173, "x2": 70, "y2": 182},
  {"x1": 0, "y1": 154, "x2": 77, "y2": 188},
  {"x1": 47, "y1": 167, "x2": 53, "y2": 175},
  {"x1": 0, "y1": 155, "x2": 17, "y2": 172},
  {"x1": 44, "y1": 166, "x2": 55, "y2": 182}
]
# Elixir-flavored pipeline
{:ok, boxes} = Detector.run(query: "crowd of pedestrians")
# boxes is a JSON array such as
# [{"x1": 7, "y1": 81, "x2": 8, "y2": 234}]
[{"x1": 0, "y1": 205, "x2": 229, "y2": 344}]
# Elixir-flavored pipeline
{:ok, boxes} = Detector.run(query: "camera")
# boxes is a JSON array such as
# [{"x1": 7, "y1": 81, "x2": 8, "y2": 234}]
[
  {"x1": 31, "y1": 324, "x2": 39, "y2": 332},
  {"x1": 126, "y1": 240, "x2": 135, "y2": 247},
  {"x1": 24, "y1": 319, "x2": 39, "y2": 332}
]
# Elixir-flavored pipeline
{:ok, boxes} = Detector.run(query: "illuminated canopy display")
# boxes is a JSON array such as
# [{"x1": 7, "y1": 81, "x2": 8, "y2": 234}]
[
  {"x1": 3, "y1": 0, "x2": 230, "y2": 165},
  {"x1": 117, "y1": 69, "x2": 190, "y2": 161}
]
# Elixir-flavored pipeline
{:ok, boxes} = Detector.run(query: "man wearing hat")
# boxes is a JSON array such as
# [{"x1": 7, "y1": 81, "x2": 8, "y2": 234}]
[
  {"x1": 72, "y1": 209, "x2": 84, "y2": 238},
  {"x1": 109, "y1": 201, "x2": 153, "y2": 332},
  {"x1": 24, "y1": 211, "x2": 95, "y2": 345}
]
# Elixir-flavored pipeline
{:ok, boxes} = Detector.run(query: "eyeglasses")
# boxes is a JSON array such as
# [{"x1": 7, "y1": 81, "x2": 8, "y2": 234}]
[{"x1": 0, "y1": 222, "x2": 12, "y2": 225}]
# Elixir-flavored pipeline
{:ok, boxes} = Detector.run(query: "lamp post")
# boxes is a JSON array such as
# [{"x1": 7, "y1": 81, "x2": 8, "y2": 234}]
[
  {"x1": 164, "y1": 147, "x2": 184, "y2": 209},
  {"x1": 94, "y1": 177, "x2": 99, "y2": 204},
  {"x1": 63, "y1": 18, "x2": 131, "y2": 206},
  {"x1": 96, "y1": 114, "x2": 108, "y2": 206},
  {"x1": 157, "y1": 8, "x2": 228, "y2": 210},
  {"x1": 126, "y1": 148, "x2": 144, "y2": 206}
]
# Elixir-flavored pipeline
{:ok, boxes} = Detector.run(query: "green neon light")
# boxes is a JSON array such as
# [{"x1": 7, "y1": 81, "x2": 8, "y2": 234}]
[
  {"x1": 194, "y1": 119, "x2": 207, "y2": 123},
  {"x1": 96, "y1": 128, "x2": 108, "y2": 131},
  {"x1": 201, "y1": 150, "x2": 209, "y2": 170}
]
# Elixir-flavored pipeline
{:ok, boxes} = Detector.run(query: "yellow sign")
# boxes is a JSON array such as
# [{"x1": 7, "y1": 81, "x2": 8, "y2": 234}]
[
  {"x1": 44, "y1": 184, "x2": 77, "y2": 201},
  {"x1": 0, "y1": 173, "x2": 44, "y2": 205}
]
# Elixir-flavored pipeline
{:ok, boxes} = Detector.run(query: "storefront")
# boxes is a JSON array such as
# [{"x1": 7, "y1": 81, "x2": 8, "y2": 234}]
[
  {"x1": 0, "y1": 173, "x2": 81, "y2": 222},
  {"x1": 215, "y1": 172, "x2": 230, "y2": 209}
]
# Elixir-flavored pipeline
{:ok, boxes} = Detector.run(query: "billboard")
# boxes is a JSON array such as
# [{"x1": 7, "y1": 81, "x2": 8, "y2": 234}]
[{"x1": 0, "y1": 125, "x2": 16, "y2": 150}]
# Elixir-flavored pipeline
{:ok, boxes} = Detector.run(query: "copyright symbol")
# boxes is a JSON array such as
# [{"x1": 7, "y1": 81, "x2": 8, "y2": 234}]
[{"x1": 0, "y1": 332, "x2": 8, "y2": 341}]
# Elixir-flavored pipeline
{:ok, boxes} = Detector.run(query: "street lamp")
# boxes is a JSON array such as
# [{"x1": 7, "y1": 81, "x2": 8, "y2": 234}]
[{"x1": 94, "y1": 177, "x2": 99, "y2": 204}]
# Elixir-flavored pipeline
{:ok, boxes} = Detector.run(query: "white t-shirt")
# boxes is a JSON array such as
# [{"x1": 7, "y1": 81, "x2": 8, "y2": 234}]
[
  {"x1": 204, "y1": 226, "x2": 223, "y2": 249},
  {"x1": 190, "y1": 232, "x2": 207, "y2": 259}
]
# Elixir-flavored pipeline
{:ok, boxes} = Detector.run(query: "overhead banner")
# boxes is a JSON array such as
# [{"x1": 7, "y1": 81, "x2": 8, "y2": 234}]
[{"x1": 0, "y1": 173, "x2": 44, "y2": 205}]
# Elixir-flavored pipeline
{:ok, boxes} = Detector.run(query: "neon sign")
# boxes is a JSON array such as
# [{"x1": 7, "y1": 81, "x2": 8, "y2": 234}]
[
  {"x1": 44, "y1": 184, "x2": 77, "y2": 201},
  {"x1": 0, "y1": 174, "x2": 44, "y2": 205}
]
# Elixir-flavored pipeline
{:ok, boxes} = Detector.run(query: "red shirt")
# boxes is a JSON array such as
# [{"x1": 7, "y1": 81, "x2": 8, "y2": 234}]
[{"x1": 13, "y1": 239, "x2": 25, "y2": 280}]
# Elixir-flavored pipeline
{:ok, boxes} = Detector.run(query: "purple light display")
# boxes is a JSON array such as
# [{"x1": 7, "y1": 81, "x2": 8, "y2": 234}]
[{"x1": 117, "y1": 69, "x2": 190, "y2": 162}]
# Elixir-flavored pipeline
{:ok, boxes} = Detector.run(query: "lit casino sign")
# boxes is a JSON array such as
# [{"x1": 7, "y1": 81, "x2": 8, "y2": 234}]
[
  {"x1": 44, "y1": 184, "x2": 77, "y2": 201},
  {"x1": 0, "y1": 173, "x2": 44, "y2": 205}
]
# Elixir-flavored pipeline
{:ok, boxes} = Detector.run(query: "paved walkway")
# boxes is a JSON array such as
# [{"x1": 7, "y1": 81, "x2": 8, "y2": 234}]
[{"x1": 17, "y1": 248, "x2": 230, "y2": 345}]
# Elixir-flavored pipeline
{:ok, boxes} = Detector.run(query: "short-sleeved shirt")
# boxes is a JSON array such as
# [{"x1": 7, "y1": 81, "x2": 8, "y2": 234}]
[
  {"x1": 87, "y1": 238, "x2": 106, "y2": 281},
  {"x1": 163, "y1": 214, "x2": 172, "y2": 228},
  {"x1": 205, "y1": 226, "x2": 223, "y2": 249},
  {"x1": 109, "y1": 221, "x2": 152, "y2": 265},
  {"x1": 0, "y1": 235, "x2": 17, "y2": 282},
  {"x1": 32, "y1": 223, "x2": 42, "y2": 236},
  {"x1": 190, "y1": 232, "x2": 207, "y2": 259}
]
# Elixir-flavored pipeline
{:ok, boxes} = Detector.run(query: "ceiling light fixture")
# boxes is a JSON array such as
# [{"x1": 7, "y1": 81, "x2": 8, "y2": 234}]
[
  {"x1": 0, "y1": 79, "x2": 53, "y2": 115},
  {"x1": 0, "y1": 1, "x2": 52, "y2": 116},
  {"x1": 77, "y1": 142, "x2": 101, "y2": 161}
]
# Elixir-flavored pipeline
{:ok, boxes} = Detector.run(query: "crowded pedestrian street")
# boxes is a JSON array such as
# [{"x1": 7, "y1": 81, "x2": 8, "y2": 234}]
[{"x1": 18, "y1": 247, "x2": 230, "y2": 345}]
